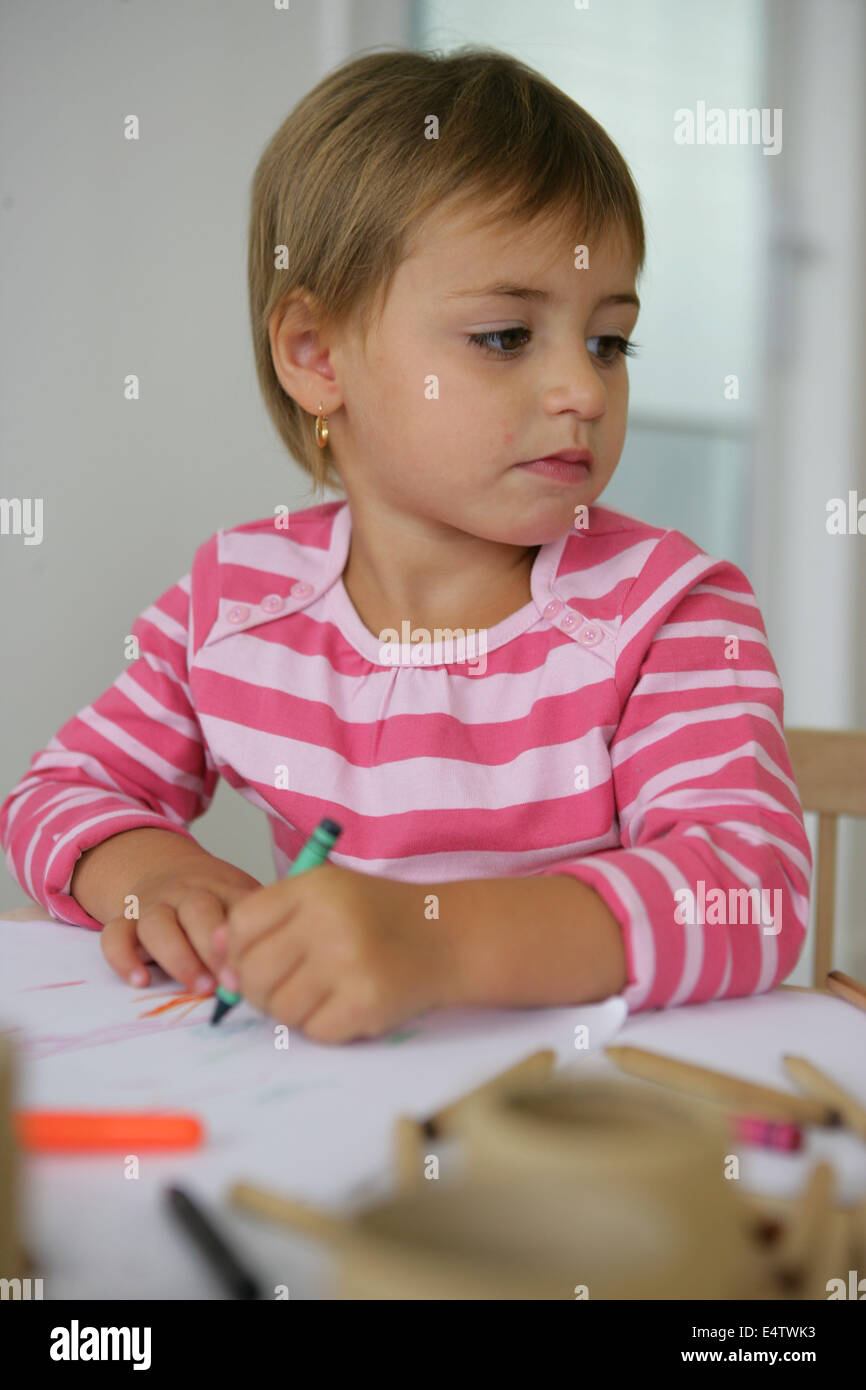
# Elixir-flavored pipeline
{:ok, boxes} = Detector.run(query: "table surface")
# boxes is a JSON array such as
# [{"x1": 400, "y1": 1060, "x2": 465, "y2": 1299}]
[{"x1": 3, "y1": 903, "x2": 864, "y2": 1300}]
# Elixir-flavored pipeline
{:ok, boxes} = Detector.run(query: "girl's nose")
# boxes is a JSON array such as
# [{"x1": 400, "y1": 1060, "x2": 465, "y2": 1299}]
[{"x1": 542, "y1": 353, "x2": 608, "y2": 418}]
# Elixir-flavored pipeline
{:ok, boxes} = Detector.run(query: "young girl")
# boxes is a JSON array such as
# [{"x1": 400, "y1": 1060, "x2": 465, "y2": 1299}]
[{"x1": 0, "y1": 48, "x2": 812, "y2": 1044}]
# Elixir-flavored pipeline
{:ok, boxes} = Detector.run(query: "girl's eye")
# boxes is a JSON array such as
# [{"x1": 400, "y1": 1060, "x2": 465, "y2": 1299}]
[
  {"x1": 589, "y1": 335, "x2": 640, "y2": 365},
  {"x1": 468, "y1": 329, "x2": 640, "y2": 365},
  {"x1": 468, "y1": 327, "x2": 532, "y2": 356}
]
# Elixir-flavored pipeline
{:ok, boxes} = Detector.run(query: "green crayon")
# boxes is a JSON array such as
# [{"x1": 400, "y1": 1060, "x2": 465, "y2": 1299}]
[{"x1": 210, "y1": 817, "x2": 343, "y2": 1026}]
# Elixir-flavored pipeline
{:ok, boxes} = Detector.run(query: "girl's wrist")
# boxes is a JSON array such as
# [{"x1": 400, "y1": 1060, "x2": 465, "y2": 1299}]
[{"x1": 417, "y1": 879, "x2": 486, "y2": 1009}]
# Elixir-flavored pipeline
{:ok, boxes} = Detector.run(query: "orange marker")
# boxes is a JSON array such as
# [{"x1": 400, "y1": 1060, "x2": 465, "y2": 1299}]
[{"x1": 15, "y1": 1110, "x2": 204, "y2": 1152}]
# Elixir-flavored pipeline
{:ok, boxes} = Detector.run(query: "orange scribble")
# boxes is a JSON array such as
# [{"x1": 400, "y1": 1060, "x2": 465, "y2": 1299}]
[
  {"x1": 137, "y1": 991, "x2": 208, "y2": 1020},
  {"x1": 171, "y1": 998, "x2": 208, "y2": 1023},
  {"x1": 133, "y1": 990, "x2": 193, "y2": 1003}
]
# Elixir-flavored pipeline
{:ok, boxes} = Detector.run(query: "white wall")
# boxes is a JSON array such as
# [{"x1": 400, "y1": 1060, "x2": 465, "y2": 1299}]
[
  {"x1": 753, "y1": 0, "x2": 866, "y2": 979},
  {"x1": 0, "y1": 0, "x2": 408, "y2": 900}
]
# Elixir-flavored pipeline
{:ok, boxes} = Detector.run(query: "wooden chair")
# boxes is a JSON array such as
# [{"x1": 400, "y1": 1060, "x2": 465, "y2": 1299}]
[{"x1": 784, "y1": 727, "x2": 866, "y2": 986}]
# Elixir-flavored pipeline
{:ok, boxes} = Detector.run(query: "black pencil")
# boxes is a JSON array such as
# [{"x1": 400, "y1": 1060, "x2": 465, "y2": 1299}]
[{"x1": 166, "y1": 1184, "x2": 262, "y2": 1299}]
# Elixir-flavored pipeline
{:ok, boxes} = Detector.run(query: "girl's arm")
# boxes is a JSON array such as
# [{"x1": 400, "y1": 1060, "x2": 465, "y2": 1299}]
[
  {"x1": 0, "y1": 546, "x2": 220, "y2": 929},
  {"x1": 527, "y1": 539, "x2": 813, "y2": 1014},
  {"x1": 429, "y1": 538, "x2": 812, "y2": 1018},
  {"x1": 70, "y1": 827, "x2": 215, "y2": 925},
  {"x1": 429, "y1": 873, "x2": 628, "y2": 1007}
]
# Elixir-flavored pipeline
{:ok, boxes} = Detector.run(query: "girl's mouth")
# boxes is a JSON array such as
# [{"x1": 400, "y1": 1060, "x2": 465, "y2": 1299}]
[{"x1": 518, "y1": 456, "x2": 591, "y2": 483}]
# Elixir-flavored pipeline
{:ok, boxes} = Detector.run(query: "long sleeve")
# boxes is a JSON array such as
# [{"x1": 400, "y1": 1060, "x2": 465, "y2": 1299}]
[
  {"x1": 538, "y1": 530, "x2": 813, "y2": 1012},
  {"x1": 0, "y1": 555, "x2": 220, "y2": 930}
]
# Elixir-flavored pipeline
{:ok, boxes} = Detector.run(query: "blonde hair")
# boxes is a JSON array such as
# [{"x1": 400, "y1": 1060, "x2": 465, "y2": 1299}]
[{"x1": 247, "y1": 46, "x2": 646, "y2": 497}]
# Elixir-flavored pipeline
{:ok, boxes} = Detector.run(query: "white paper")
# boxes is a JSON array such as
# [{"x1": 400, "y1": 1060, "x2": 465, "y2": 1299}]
[
  {"x1": 0, "y1": 917, "x2": 627, "y2": 1295},
  {"x1": 6, "y1": 917, "x2": 863, "y2": 1298}
]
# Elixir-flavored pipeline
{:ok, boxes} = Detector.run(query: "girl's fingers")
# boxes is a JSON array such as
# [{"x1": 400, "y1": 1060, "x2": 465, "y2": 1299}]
[
  {"x1": 136, "y1": 906, "x2": 215, "y2": 995},
  {"x1": 264, "y1": 962, "x2": 329, "y2": 1032},
  {"x1": 100, "y1": 916, "x2": 151, "y2": 987},
  {"x1": 224, "y1": 928, "x2": 306, "y2": 1013},
  {"x1": 174, "y1": 889, "x2": 232, "y2": 979},
  {"x1": 226, "y1": 875, "x2": 304, "y2": 945},
  {"x1": 295, "y1": 991, "x2": 365, "y2": 1046}
]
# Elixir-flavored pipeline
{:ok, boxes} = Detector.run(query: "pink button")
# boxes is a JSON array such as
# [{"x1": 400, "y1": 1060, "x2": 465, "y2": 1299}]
[
  {"x1": 226, "y1": 604, "x2": 250, "y2": 624},
  {"x1": 560, "y1": 612, "x2": 576, "y2": 630},
  {"x1": 290, "y1": 581, "x2": 313, "y2": 598},
  {"x1": 577, "y1": 624, "x2": 603, "y2": 647},
  {"x1": 260, "y1": 593, "x2": 285, "y2": 613},
  {"x1": 543, "y1": 599, "x2": 562, "y2": 617}
]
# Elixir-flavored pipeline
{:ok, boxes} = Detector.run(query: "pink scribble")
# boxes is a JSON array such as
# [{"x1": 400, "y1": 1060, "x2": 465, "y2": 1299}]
[
  {"x1": 9, "y1": 987, "x2": 210, "y2": 1059},
  {"x1": 15, "y1": 1013, "x2": 209, "y2": 1061},
  {"x1": 18, "y1": 980, "x2": 87, "y2": 992}
]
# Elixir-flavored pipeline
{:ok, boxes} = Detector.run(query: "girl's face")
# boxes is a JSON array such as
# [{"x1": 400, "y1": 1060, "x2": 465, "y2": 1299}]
[{"x1": 325, "y1": 200, "x2": 640, "y2": 547}]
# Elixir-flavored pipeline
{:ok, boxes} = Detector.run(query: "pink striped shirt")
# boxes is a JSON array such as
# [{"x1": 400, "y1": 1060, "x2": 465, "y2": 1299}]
[{"x1": 0, "y1": 500, "x2": 812, "y2": 1012}]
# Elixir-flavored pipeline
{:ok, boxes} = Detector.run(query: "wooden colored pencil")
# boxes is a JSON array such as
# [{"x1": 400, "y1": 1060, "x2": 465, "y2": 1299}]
[
  {"x1": 850, "y1": 1194, "x2": 866, "y2": 1270},
  {"x1": 825, "y1": 970, "x2": 866, "y2": 1014},
  {"x1": 229, "y1": 1181, "x2": 345, "y2": 1242},
  {"x1": 393, "y1": 1114, "x2": 425, "y2": 1189},
  {"x1": 419, "y1": 1049, "x2": 556, "y2": 1139},
  {"x1": 771, "y1": 1161, "x2": 836, "y2": 1295},
  {"x1": 604, "y1": 1045, "x2": 839, "y2": 1126},
  {"x1": 783, "y1": 1055, "x2": 866, "y2": 1141},
  {"x1": 799, "y1": 1207, "x2": 850, "y2": 1301}
]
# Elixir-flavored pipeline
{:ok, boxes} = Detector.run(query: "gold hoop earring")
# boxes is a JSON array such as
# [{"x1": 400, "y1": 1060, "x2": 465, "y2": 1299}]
[{"x1": 315, "y1": 401, "x2": 329, "y2": 449}]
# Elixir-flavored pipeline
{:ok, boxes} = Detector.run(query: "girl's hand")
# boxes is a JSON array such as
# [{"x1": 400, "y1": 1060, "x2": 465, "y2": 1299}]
[
  {"x1": 214, "y1": 863, "x2": 455, "y2": 1044},
  {"x1": 100, "y1": 854, "x2": 264, "y2": 994}
]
